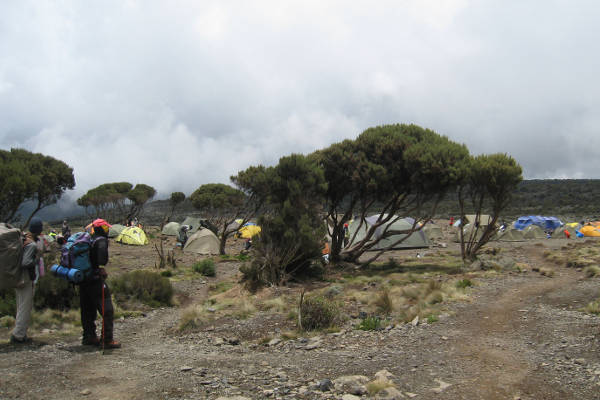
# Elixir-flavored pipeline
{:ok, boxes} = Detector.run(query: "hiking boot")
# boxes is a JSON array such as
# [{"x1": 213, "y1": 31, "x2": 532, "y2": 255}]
[
  {"x1": 103, "y1": 340, "x2": 121, "y2": 349},
  {"x1": 10, "y1": 335, "x2": 32, "y2": 344},
  {"x1": 82, "y1": 336, "x2": 101, "y2": 346}
]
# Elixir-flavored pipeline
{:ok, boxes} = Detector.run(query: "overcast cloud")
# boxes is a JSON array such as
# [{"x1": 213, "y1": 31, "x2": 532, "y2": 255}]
[{"x1": 2, "y1": 0, "x2": 600, "y2": 203}]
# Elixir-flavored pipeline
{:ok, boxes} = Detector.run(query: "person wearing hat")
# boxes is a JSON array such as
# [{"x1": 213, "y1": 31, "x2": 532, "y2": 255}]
[
  {"x1": 79, "y1": 219, "x2": 120, "y2": 348},
  {"x1": 10, "y1": 217, "x2": 44, "y2": 344}
]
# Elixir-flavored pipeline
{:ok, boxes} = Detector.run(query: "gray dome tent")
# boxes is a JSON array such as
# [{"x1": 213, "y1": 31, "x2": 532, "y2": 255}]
[
  {"x1": 348, "y1": 215, "x2": 430, "y2": 250},
  {"x1": 183, "y1": 228, "x2": 220, "y2": 255},
  {"x1": 161, "y1": 222, "x2": 181, "y2": 236},
  {"x1": 108, "y1": 224, "x2": 126, "y2": 238}
]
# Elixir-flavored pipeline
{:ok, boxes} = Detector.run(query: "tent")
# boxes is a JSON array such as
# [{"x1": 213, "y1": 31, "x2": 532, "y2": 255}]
[
  {"x1": 579, "y1": 225, "x2": 600, "y2": 237},
  {"x1": 552, "y1": 224, "x2": 579, "y2": 239},
  {"x1": 161, "y1": 222, "x2": 181, "y2": 236},
  {"x1": 423, "y1": 223, "x2": 443, "y2": 239},
  {"x1": 523, "y1": 225, "x2": 546, "y2": 240},
  {"x1": 453, "y1": 224, "x2": 485, "y2": 243},
  {"x1": 496, "y1": 228, "x2": 525, "y2": 242},
  {"x1": 238, "y1": 222, "x2": 261, "y2": 239},
  {"x1": 108, "y1": 224, "x2": 126, "y2": 238},
  {"x1": 565, "y1": 222, "x2": 581, "y2": 228},
  {"x1": 465, "y1": 214, "x2": 492, "y2": 226},
  {"x1": 116, "y1": 226, "x2": 149, "y2": 245},
  {"x1": 514, "y1": 216, "x2": 563, "y2": 231},
  {"x1": 348, "y1": 215, "x2": 430, "y2": 250},
  {"x1": 183, "y1": 228, "x2": 220, "y2": 254}
]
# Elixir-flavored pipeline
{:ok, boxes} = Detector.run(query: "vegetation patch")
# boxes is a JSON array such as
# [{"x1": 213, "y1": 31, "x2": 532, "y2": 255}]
[
  {"x1": 456, "y1": 278, "x2": 473, "y2": 288},
  {"x1": 366, "y1": 380, "x2": 396, "y2": 395},
  {"x1": 584, "y1": 265, "x2": 600, "y2": 278},
  {"x1": 110, "y1": 270, "x2": 174, "y2": 308},
  {"x1": 193, "y1": 259, "x2": 216, "y2": 277},
  {"x1": 299, "y1": 295, "x2": 341, "y2": 331},
  {"x1": 357, "y1": 316, "x2": 382, "y2": 331}
]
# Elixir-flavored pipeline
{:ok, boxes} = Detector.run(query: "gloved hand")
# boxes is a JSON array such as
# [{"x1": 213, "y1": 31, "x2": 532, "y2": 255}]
[{"x1": 99, "y1": 268, "x2": 108, "y2": 279}]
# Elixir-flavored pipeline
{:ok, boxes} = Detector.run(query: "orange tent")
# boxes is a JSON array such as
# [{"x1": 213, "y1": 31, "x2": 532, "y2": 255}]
[{"x1": 580, "y1": 225, "x2": 600, "y2": 237}]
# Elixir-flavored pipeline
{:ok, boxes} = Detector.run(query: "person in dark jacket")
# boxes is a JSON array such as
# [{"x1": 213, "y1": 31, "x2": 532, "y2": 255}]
[
  {"x1": 79, "y1": 219, "x2": 120, "y2": 348},
  {"x1": 61, "y1": 220, "x2": 71, "y2": 240},
  {"x1": 11, "y1": 218, "x2": 44, "y2": 344}
]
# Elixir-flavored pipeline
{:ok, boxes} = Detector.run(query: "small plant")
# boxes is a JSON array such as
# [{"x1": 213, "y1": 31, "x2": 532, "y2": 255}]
[
  {"x1": 357, "y1": 316, "x2": 382, "y2": 331},
  {"x1": 160, "y1": 270, "x2": 173, "y2": 277},
  {"x1": 366, "y1": 380, "x2": 395, "y2": 395},
  {"x1": 426, "y1": 314, "x2": 439, "y2": 323},
  {"x1": 298, "y1": 294, "x2": 341, "y2": 331},
  {"x1": 34, "y1": 274, "x2": 79, "y2": 311},
  {"x1": 0, "y1": 315, "x2": 15, "y2": 328},
  {"x1": 584, "y1": 265, "x2": 600, "y2": 278},
  {"x1": 584, "y1": 299, "x2": 600, "y2": 314},
  {"x1": 193, "y1": 259, "x2": 216, "y2": 277},
  {"x1": 456, "y1": 278, "x2": 473, "y2": 289},
  {"x1": 374, "y1": 288, "x2": 393, "y2": 315}
]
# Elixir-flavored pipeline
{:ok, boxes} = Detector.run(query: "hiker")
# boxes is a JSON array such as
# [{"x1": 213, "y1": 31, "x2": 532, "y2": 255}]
[
  {"x1": 244, "y1": 238, "x2": 252, "y2": 251},
  {"x1": 10, "y1": 218, "x2": 44, "y2": 344},
  {"x1": 343, "y1": 223, "x2": 350, "y2": 247},
  {"x1": 177, "y1": 225, "x2": 191, "y2": 248},
  {"x1": 61, "y1": 220, "x2": 71, "y2": 240},
  {"x1": 449, "y1": 216, "x2": 454, "y2": 226},
  {"x1": 564, "y1": 230, "x2": 571, "y2": 239},
  {"x1": 79, "y1": 219, "x2": 120, "y2": 348},
  {"x1": 322, "y1": 240, "x2": 330, "y2": 264}
]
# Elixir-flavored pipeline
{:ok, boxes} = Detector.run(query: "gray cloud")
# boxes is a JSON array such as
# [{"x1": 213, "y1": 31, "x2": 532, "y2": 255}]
[{"x1": 1, "y1": 0, "x2": 599, "y2": 201}]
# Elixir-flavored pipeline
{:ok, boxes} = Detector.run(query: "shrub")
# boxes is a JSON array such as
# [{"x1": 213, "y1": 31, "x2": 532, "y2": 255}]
[
  {"x1": 426, "y1": 314, "x2": 439, "y2": 323},
  {"x1": 0, "y1": 315, "x2": 15, "y2": 328},
  {"x1": 34, "y1": 274, "x2": 79, "y2": 311},
  {"x1": 366, "y1": 380, "x2": 395, "y2": 395},
  {"x1": 193, "y1": 259, "x2": 216, "y2": 277},
  {"x1": 456, "y1": 278, "x2": 473, "y2": 289},
  {"x1": 357, "y1": 316, "x2": 382, "y2": 331},
  {"x1": 584, "y1": 299, "x2": 600, "y2": 314},
  {"x1": 584, "y1": 265, "x2": 600, "y2": 278},
  {"x1": 374, "y1": 288, "x2": 393, "y2": 315},
  {"x1": 299, "y1": 295, "x2": 340, "y2": 331},
  {"x1": 160, "y1": 270, "x2": 173, "y2": 277},
  {"x1": 0, "y1": 289, "x2": 16, "y2": 318},
  {"x1": 110, "y1": 270, "x2": 174, "y2": 307}
]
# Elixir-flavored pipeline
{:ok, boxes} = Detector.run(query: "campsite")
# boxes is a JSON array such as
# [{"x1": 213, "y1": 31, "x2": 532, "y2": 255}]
[{"x1": 1, "y1": 214, "x2": 600, "y2": 400}]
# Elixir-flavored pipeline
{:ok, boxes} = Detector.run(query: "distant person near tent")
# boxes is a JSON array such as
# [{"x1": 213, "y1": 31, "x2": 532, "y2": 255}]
[
  {"x1": 62, "y1": 220, "x2": 71, "y2": 240},
  {"x1": 80, "y1": 219, "x2": 120, "y2": 349},
  {"x1": 177, "y1": 225, "x2": 191, "y2": 248},
  {"x1": 10, "y1": 218, "x2": 44, "y2": 344},
  {"x1": 343, "y1": 223, "x2": 350, "y2": 246},
  {"x1": 449, "y1": 217, "x2": 454, "y2": 226},
  {"x1": 564, "y1": 230, "x2": 571, "y2": 239}
]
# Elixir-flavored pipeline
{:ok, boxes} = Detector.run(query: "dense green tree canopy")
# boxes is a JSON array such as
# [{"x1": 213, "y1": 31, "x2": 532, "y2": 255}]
[
  {"x1": 0, "y1": 148, "x2": 75, "y2": 225},
  {"x1": 77, "y1": 182, "x2": 155, "y2": 222}
]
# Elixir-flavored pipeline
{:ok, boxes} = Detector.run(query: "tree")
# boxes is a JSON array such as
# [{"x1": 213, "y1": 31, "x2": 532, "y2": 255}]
[
  {"x1": 0, "y1": 148, "x2": 75, "y2": 225},
  {"x1": 458, "y1": 153, "x2": 523, "y2": 261},
  {"x1": 314, "y1": 124, "x2": 470, "y2": 264},
  {"x1": 242, "y1": 154, "x2": 327, "y2": 286},
  {"x1": 169, "y1": 192, "x2": 185, "y2": 218},
  {"x1": 77, "y1": 182, "x2": 155, "y2": 222}
]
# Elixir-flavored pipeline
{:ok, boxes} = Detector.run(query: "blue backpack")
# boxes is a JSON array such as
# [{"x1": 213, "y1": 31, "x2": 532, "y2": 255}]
[{"x1": 58, "y1": 232, "x2": 93, "y2": 282}]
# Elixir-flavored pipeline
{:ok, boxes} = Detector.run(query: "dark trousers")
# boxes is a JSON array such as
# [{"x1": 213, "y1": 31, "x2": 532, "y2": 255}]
[{"x1": 79, "y1": 278, "x2": 114, "y2": 341}]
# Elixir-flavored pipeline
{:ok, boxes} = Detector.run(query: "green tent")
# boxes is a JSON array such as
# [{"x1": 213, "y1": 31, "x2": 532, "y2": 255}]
[
  {"x1": 496, "y1": 228, "x2": 525, "y2": 242},
  {"x1": 108, "y1": 224, "x2": 126, "y2": 238},
  {"x1": 523, "y1": 225, "x2": 546, "y2": 240},
  {"x1": 161, "y1": 222, "x2": 181, "y2": 236},
  {"x1": 453, "y1": 224, "x2": 485, "y2": 243},
  {"x1": 348, "y1": 215, "x2": 430, "y2": 250},
  {"x1": 183, "y1": 228, "x2": 220, "y2": 255},
  {"x1": 181, "y1": 217, "x2": 204, "y2": 233},
  {"x1": 423, "y1": 223, "x2": 443, "y2": 239}
]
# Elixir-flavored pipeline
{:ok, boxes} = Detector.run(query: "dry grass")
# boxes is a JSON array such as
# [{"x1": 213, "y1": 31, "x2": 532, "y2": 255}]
[
  {"x1": 583, "y1": 299, "x2": 600, "y2": 314},
  {"x1": 373, "y1": 288, "x2": 393, "y2": 315},
  {"x1": 584, "y1": 265, "x2": 600, "y2": 278},
  {"x1": 539, "y1": 267, "x2": 555, "y2": 277},
  {"x1": 366, "y1": 380, "x2": 396, "y2": 395}
]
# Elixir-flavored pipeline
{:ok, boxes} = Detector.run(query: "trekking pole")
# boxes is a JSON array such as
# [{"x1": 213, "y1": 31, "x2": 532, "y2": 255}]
[{"x1": 102, "y1": 281, "x2": 105, "y2": 355}]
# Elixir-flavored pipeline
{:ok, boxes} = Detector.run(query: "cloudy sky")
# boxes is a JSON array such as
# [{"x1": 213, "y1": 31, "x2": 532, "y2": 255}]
[{"x1": 1, "y1": 0, "x2": 599, "y2": 204}]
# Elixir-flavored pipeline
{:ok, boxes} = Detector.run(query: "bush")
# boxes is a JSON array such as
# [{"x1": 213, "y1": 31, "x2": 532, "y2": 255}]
[
  {"x1": 0, "y1": 289, "x2": 16, "y2": 318},
  {"x1": 374, "y1": 288, "x2": 393, "y2": 315},
  {"x1": 456, "y1": 278, "x2": 473, "y2": 289},
  {"x1": 34, "y1": 274, "x2": 79, "y2": 311},
  {"x1": 299, "y1": 295, "x2": 340, "y2": 331},
  {"x1": 193, "y1": 259, "x2": 216, "y2": 277},
  {"x1": 110, "y1": 270, "x2": 174, "y2": 307},
  {"x1": 357, "y1": 316, "x2": 382, "y2": 331},
  {"x1": 584, "y1": 265, "x2": 600, "y2": 278},
  {"x1": 160, "y1": 270, "x2": 173, "y2": 277}
]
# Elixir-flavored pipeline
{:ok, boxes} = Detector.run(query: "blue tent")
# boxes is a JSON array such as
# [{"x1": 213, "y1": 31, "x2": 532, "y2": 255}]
[{"x1": 514, "y1": 216, "x2": 563, "y2": 231}]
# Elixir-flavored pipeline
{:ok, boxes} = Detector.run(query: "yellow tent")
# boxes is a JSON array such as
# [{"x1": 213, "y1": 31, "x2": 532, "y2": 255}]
[
  {"x1": 238, "y1": 224, "x2": 261, "y2": 239},
  {"x1": 566, "y1": 222, "x2": 581, "y2": 228},
  {"x1": 116, "y1": 226, "x2": 149, "y2": 245},
  {"x1": 580, "y1": 225, "x2": 600, "y2": 237}
]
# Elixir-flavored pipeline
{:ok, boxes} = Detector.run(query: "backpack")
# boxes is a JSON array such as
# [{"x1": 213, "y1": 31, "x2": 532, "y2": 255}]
[
  {"x1": 0, "y1": 223, "x2": 25, "y2": 290},
  {"x1": 59, "y1": 231, "x2": 93, "y2": 282}
]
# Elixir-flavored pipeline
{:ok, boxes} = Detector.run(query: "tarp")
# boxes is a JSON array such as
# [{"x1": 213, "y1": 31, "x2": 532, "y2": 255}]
[
  {"x1": 238, "y1": 223, "x2": 261, "y2": 239},
  {"x1": 514, "y1": 216, "x2": 563, "y2": 231},
  {"x1": 183, "y1": 228, "x2": 220, "y2": 254},
  {"x1": 580, "y1": 225, "x2": 600, "y2": 237},
  {"x1": 108, "y1": 224, "x2": 126, "y2": 238},
  {"x1": 116, "y1": 226, "x2": 149, "y2": 245},
  {"x1": 348, "y1": 214, "x2": 430, "y2": 250},
  {"x1": 496, "y1": 228, "x2": 526, "y2": 242},
  {"x1": 523, "y1": 225, "x2": 547, "y2": 240},
  {"x1": 161, "y1": 222, "x2": 181, "y2": 236}
]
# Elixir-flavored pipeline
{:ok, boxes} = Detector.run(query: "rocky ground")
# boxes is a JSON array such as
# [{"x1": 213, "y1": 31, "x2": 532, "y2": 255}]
[{"x1": 1, "y1": 229, "x2": 600, "y2": 400}]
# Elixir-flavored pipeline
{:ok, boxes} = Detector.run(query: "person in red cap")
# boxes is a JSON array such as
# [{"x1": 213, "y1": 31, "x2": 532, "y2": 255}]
[{"x1": 80, "y1": 219, "x2": 120, "y2": 348}]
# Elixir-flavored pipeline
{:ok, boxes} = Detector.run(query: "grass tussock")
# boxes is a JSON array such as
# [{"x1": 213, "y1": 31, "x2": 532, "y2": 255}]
[
  {"x1": 373, "y1": 288, "x2": 393, "y2": 315},
  {"x1": 299, "y1": 295, "x2": 342, "y2": 331},
  {"x1": 31, "y1": 308, "x2": 80, "y2": 330},
  {"x1": 539, "y1": 267, "x2": 555, "y2": 277},
  {"x1": 110, "y1": 270, "x2": 174, "y2": 308},
  {"x1": 366, "y1": 380, "x2": 396, "y2": 395},
  {"x1": 584, "y1": 265, "x2": 600, "y2": 278},
  {"x1": 193, "y1": 259, "x2": 216, "y2": 277}
]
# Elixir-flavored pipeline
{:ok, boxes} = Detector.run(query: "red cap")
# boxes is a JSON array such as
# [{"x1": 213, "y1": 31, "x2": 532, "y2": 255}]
[{"x1": 92, "y1": 218, "x2": 112, "y2": 228}]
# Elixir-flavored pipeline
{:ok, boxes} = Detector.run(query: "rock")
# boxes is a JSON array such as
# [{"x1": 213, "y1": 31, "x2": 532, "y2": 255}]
[
  {"x1": 207, "y1": 307, "x2": 216, "y2": 313},
  {"x1": 411, "y1": 316, "x2": 419, "y2": 326},
  {"x1": 574, "y1": 358, "x2": 586, "y2": 365},
  {"x1": 374, "y1": 369, "x2": 395, "y2": 383},
  {"x1": 267, "y1": 338, "x2": 281, "y2": 347},
  {"x1": 180, "y1": 366, "x2": 193, "y2": 372},
  {"x1": 262, "y1": 389, "x2": 274, "y2": 397},
  {"x1": 375, "y1": 386, "x2": 405, "y2": 399},
  {"x1": 317, "y1": 378, "x2": 334, "y2": 392},
  {"x1": 341, "y1": 395, "x2": 361, "y2": 400},
  {"x1": 358, "y1": 311, "x2": 368, "y2": 319},
  {"x1": 227, "y1": 337, "x2": 240, "y2": 345},
  {"x1": 80, "y1": 389, "x2": 91, "y2": 395},
  {"x1": 333, "y1": 375, "x2": 369, "y2": 395},
  {"x1": 405, "y1": 392, "x2": 418, "y2": 398},
  {"x1": 214, "y1": 337, "x2": 225, "y2": 346},
  {"x1": 305, "y1": 341, "x2": 321, "y2": 350},
  {"x1": 215, "y1": 397, "x2": 251, "y2": 400},
  {"x1": 431, "y1": 378, "x2": 451, "y2": 393}
]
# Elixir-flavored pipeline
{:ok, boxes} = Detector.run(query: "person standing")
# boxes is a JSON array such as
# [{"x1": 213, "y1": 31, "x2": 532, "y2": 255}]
[
  {"x1": 61, "y1": 220, "x2": 71, "y2": 240},
  {"x1": 79, "y1": 219, "x2": 120, "y2": 348},
  {"x1": 10, "y1": 217, "x2": 44, "y2": 344}
]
